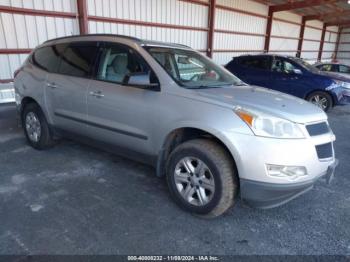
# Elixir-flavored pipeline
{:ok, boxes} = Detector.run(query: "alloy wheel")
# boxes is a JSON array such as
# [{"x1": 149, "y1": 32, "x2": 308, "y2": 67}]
[
  {"x1": 309, "y1": 94, "x2": 328, "y2": 110},
  {"x1": 174, "y1": 157, "x2": 215, "y2": 206},
  {"x1": 25, "y1": 112, "x2": 41, "y2": 142}
]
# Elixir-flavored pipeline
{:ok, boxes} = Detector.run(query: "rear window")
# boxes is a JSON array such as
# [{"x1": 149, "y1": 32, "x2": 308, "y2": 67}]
[
  {"x1": 318, "y1": 64, "x2": 333, "y2": 72},
  {"x1": 32, "y1": 46, "x2": 61, "y2": 73}
]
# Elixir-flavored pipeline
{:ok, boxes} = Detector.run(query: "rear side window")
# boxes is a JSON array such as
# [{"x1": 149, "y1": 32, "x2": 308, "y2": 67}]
[
  {"x1": 32, "y1": 46, "x2": 60, "y2": 73},
  {"x1": 57, "y1": 43, "x2": 98, "y2": 78},
  {"x1": 318, "y1": 64, "x2": 333, "y2": 72},
  {"x1": 240, "y1": 57, "x2": 270, "y2": 70},
  {"x1": 339, "y1": 65, "x2": 350, "y2": 74}
]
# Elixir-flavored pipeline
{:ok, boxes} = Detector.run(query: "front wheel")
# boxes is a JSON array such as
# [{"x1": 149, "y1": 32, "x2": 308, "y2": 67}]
[
  {"x1": 166, "y1": 139, "x2": 238, "y2": 218},
  {"x1": 307, "y1": 91, "x2": 333, "y2": 112}
]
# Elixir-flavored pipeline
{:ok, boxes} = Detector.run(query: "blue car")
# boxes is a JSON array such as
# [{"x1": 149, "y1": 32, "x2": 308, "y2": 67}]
[{"x1": 225, "y1": 54, "x2": 350, "y2": 111}]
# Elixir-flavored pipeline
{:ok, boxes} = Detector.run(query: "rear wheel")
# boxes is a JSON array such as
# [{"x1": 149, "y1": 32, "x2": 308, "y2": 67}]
[
  {"x1": 22, "y1": 103, "x2": 55, "y2": 150},
  {"x1": 307, "y1": 91, "x2": 333, "y2": 112},
  {"x1": 166, "y1": 139, "x2": 238, "y2": 218}
]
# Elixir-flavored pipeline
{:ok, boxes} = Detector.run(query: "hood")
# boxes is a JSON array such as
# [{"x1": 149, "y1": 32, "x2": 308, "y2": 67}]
[
  {"x1": 319, "y1": 71, "x2": 350, "y2": 82},
  {"x1": 193, "y1": 85, "x2": 327, "y2": 124}
]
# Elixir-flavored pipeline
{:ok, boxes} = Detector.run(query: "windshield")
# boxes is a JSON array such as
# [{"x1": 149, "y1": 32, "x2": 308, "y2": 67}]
[
  {"x1": 290, "y1": 57, "x2": 319, "y2": 73},
  {"x1": 144, "y1": 46, "x2": 243, "y2": 88}
]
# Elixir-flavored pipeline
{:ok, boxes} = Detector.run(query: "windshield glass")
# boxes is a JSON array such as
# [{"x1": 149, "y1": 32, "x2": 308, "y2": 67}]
[
  {"x1": 290, "y1": 57, "x2": 319, "y2": 73},
  {"x1": 144, "y1": 46, "x2": 243, "y2": 88}
]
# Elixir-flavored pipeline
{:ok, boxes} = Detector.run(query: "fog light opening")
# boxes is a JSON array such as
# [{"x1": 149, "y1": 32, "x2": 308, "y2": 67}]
[{"x1": 266, "y1": 164, "x2": 308, "y2": 180}]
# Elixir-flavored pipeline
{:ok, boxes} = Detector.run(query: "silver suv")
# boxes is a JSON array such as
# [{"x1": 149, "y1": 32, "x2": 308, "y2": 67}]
[{"x1": 14, "y1": 35, "x2": 338, "y2": 217}]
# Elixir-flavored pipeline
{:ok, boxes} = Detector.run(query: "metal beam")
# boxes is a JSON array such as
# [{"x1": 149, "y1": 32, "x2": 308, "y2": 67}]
[
  {"x1": 0, "y1": 5, "x2": 76, "y2": 18},
  {"x1": 270, "y1": 0, "x2": 336, "y2": 13},
  {"x1": 264, "y1": 7, "x2": 273, "y2": 53},
  {"x1": 334, "y1": 27, "x2": 342, "y2": 60},
  {"x1": 297, "y1": 17, "x2": 306, "y2": 58},
  {"x1": 318, "y1": 24, "x2": 327, "y2": 61},
  {"x1": 304, "y1": 10, "x2": 350, "y2": 22},
  {"x1": 77, "y1": 0, "x2": 88, "y2": 34},
  {"x1": 326, "y1": 21, "x2": 350, "y2": 27},
  {"x1": 207, "y1": 0, "x2": 216, "y2": 58}
]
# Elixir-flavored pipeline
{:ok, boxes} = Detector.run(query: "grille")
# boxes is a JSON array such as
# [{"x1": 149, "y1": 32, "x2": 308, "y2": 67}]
[
  {"x1": 315, "y1": 143, "x2": 333, "y2": 159},
  {"x1": 306, "y1": 122, "x2": 330, "y2": 136}
]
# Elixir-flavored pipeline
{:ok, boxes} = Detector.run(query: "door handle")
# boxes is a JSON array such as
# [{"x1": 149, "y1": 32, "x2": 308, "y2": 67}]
[
  {"x1": 89, "y1": 91, "x2": 104, "y2": 98},
  {"x1": 47, "y1": 82, "x2": 58, "y2": 89}
]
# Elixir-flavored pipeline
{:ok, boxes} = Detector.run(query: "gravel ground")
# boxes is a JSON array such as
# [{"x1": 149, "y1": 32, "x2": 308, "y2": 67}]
[{"x1": 0, "y1": 103, "x2": 350, "y2": 255}]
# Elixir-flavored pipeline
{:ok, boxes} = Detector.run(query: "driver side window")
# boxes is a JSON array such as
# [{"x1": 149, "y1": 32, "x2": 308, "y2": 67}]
[
  {"x1": 272, "y1": 58, "x2": 298, "y2": 74},
  {"x1": 96, "y1": 44, "x2": 150, "y2": 84}
]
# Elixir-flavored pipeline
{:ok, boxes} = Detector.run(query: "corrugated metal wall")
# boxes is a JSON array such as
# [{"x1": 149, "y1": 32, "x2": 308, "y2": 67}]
[
  {"x1": 0, "y1": 0, "x2": 348, "y2": 82},
  {"x1": 270, "y1": 11, "x2": 301, "y2": 57},
  {"x1": 212, "y1": 0, "x2": 267, "y2": 65},
  {"x1": 0, "y1": 0, "x2": 79, "y2": 80},
  {"x1": 338, "y1": 28, "x2": 350, "y2": 65},
  {"x1": 87, "y1": 0, "x2": 209, "y2": 52}
]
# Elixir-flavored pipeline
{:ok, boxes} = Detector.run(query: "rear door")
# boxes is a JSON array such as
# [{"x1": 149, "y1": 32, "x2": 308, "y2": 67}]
[
  {"x1": 235, "y1": 56, "x2": 272, "y2": 87},
  {"x1": 46, "y1": 42, "x2": 99, "y2": 134}
]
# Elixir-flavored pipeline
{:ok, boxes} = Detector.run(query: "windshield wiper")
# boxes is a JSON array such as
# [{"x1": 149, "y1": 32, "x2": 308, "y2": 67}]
[
  {"x1": 234, "y1": 82, "x2": 248, "y2": 86},
  {"x1": 186, "y1": 85, "x2": 221, "y2": 89}
]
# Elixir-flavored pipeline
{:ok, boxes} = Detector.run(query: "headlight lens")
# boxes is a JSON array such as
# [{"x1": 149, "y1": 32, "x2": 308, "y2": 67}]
[
  {"x1": 335, "y1": 80, "x2": 350, "y2": 89},
  {"x1": 235, "y1": 109, "x2": 305, "y2": 139}
]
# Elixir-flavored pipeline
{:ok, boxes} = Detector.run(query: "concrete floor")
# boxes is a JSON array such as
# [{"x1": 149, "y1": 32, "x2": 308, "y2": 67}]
[{"x1": 1, "y1": 103, "x2": 350, "y2": 255}]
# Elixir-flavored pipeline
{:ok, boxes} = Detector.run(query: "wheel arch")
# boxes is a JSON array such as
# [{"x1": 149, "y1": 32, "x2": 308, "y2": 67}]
[
  {"x1": 305, "y1": 89, "x2": 336, "y2": 106},
  {"x1": 20, "y1": 97, "x2": 40, "y2": 119},
  {"x1": 156, "y1": 127, "x2": 240, "y2": 182}
]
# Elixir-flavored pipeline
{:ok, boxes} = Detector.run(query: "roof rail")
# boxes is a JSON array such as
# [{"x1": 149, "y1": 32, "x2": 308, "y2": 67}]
[{"x1": 43, "y1": 34, "x2": 141, "y2": 44}]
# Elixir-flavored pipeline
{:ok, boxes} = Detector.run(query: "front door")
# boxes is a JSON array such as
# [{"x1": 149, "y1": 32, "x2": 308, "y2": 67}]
[
  {"x1": 86, "y1": 42, "x2": 161, "y2": 156},
  {"x1": 269, "y1": 57, "x2": 305, "y2": 97}
]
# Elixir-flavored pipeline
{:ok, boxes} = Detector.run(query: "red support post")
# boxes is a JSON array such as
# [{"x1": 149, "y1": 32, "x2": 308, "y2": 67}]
[
  {"x1": 77, "y1": 0, "x2": 88, "y2": 35},
  {"x1": 264, "y1": 7, "x2": 273, "y2": 53},
  {"x1": 297, "y1": 17, "x2": 306, "y2": 58},
  {"x1": 334, "y1": 27, "x2": 342, "y2": 60},
  {"x1": 318, "y1": 24, "x2": 327, "y2": 61},
  {"x1": 207, "y1": 0, "x2": 216, "y2": 58}
]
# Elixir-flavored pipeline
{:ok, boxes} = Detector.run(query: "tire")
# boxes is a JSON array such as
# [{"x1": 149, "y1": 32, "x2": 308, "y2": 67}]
[
  {"x1": 306, "y1": 91, "x2": 333, "y2": 112},
  {"x1": 22, "y1": 102, "x2": 55, "y2": 150},
  {"x1": 166, "y1": 139, "x2": 238, "y2": 218}
]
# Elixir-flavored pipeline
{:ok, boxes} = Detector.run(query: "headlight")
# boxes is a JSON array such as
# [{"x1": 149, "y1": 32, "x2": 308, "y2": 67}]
[
  {"x1": 235, "y1": 108, "x2": 305, "y2": 139},
  {"x1": 334, "y1": 80, "x2": 350, "y2": 89}
]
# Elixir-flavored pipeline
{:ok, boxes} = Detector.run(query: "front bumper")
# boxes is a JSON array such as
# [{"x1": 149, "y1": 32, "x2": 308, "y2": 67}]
[
  {"x1": 330, "y1": 87, "x2": 350, "y2": 105},
  {"x1": 220, "y1": 121, "x2": 337, "y2": 208},
  {"x1": 240, "y1": 159, "x2": 338, "y2": 208}
]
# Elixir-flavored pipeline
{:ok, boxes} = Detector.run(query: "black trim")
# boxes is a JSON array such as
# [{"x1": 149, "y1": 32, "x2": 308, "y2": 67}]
[
  {"x1": 315, "y1": 142, "x2": 333, "y2": 159},
  {"x1": 306, "y1": 122, "x2": 330, "y2": 136},
  {"x1": 54, "y1": 112, "x2": 148, "y2": 140},
  {"x1": 52, "y1": 126, "x2": 157, "y2": 167}
]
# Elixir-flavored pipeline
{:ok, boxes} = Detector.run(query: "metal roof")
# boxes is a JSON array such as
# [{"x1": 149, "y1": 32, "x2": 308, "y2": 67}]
[{"x1": 255, "y1": 0, "x2": 350, "y2": 28}]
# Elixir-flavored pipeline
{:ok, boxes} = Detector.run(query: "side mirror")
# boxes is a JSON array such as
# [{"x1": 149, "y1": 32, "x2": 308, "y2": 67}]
[
  {"x1": 293, "y1": 69, "x2": 303, "y2": 75},
  {"x1": 125, "y1": 72, "x2": 160, "y2": 91}
]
